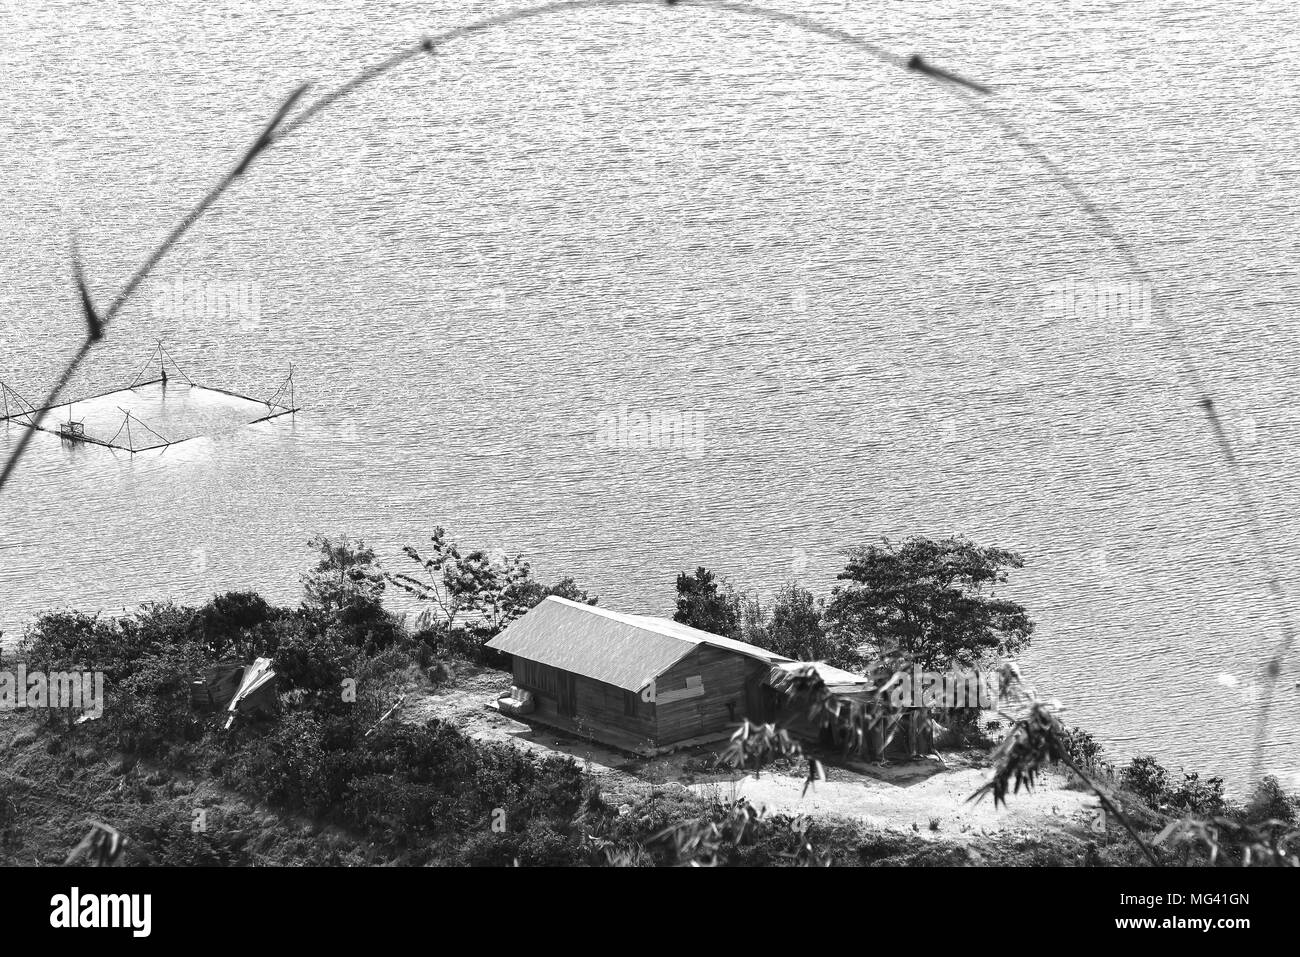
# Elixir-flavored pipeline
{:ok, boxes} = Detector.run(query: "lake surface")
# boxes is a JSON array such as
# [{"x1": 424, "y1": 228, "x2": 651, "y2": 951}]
[{"x1": 2, "y1": 0, "x2": 1298, "y2": 791}]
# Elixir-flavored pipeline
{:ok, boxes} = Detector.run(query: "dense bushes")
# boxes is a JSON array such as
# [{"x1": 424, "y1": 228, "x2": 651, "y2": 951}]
[
  {"x1": 1117, "y1": 755, "x2": 1228, "y2": 817},
  {"x1": 197, "y1": 591, "x2": 282, "y2": 659},
  {"x1": 1162, "y1": 771, "x2": 1230, "y2": 817},
  {"x1": 316, "y1": 591, "x2": 404, "y2": 655},
  {"x1": 455, "y1": 819, "x2": 579, "y2": 866},
  {"x1": 410, "y1": 622, "x2": 511, "y2": 669},
  {"x1": 225, "y1": 711, "x2": 341, "y2": 816},
  {"x1": 8, "y1": 532, "x2": 608, "y2": 865},
  {"x1": 1244, "y1": 775, "x2": 1299, "y2": 826},
  {"x1": 272, "y1": 627, "x2": 356, "y2": 698},
  {"x1": 1043, "y1": 730, "x2": 1297, "y2": 858},
  {"x1": 20, "y1": 604, "x2": 196, "y2": 683},
  {"x1": 111, "y1": 647, "x2": 208, "y2": 756},
  {"x1": 20, "y1": 604, "x2": 209, "y2": 749},
  {"x1": 1060, "y1": 726, "x2": 1111, "y2": 778},
  {"x1": 221, "y1": 701, "x2": 588, "y2": 856},
  {"x1": 130, "y1": 805, "x2": 257, "y2": 867}
]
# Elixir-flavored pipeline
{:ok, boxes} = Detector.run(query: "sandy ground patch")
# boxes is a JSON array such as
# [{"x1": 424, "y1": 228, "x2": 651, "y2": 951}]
[
  {"x1": 686, "y1": 758, "x2": 1102, "y2": 842},
  {"x1": 401, "y1": 663, "x2": 1107, "y2": 845}
]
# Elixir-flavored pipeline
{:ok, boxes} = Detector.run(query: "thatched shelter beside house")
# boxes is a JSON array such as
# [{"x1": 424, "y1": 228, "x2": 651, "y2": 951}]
[{"x1": 485, "y1": 597, "x2": 932, "y2": 758}]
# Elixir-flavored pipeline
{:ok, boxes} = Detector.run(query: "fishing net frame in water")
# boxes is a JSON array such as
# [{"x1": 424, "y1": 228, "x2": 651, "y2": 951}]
[
  {"x1": 0, "y1": 341, "x2": 298, "y2": 453},
  {"x1": 0, "y1": 0, "x2": 1291, "y2": 782}
]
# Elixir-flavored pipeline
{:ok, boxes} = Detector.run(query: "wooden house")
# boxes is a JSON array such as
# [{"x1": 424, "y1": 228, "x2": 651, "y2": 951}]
[
  {"x1": 485, "y1": 596, "x2": 788, "y2": 753},
  {"x1": 486, "y1": 597, "x2": 934, "y2": 758}
]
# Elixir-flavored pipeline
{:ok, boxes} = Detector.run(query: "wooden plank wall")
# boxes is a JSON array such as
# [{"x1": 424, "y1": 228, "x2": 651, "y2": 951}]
[
  {"x1": 573, "y1": 674, "x2": 655, "y2": 740},
  {"x1": 655, "y1": 647, "x2": 757, "y2": 744},
  {"x1": 512, "y1": 657, "x2": 656, "y2": 741},
  {"x1": 513, "y1": 658, "x2": 561, "y2": 720}
]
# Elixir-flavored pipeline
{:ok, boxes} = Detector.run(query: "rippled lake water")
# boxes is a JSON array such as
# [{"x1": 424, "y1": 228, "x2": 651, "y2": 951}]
[{"x1": 2, "y1": 0, "x2": 1298, "y2": 790}]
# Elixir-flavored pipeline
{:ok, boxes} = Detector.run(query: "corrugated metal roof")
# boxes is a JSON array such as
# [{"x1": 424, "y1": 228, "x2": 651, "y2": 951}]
[
  {"x1": 620, "y1": 614, "x2": 792, "y2": 664},
  {"x1": 485, "y1": 597, "x2": 793, "y2": 692},
  {"x1": 774, "y1": 660, "x2": 875, "y2": 694}
]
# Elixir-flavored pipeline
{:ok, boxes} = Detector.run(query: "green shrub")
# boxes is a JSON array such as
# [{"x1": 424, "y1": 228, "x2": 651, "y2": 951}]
[
  {"x1": 1244, "y1": 775, "x2": 1298, "y2": 826},
  {"x1": 455, "y1": 819, "x2": 582, "y2": 866},
  {"x1": 468, "y1": 744, "x2": 585, "y2": 828},
  {"x1": 273, "y1": 627, "x2": 355, "y2": 697},
  {"x1": 224, "y1": 712, "x2": 336, "y2": 815},
  {"x1": 1119, "y1": 755, "x2": 1230, "y2": 817},
  {"x1": 108, "y1": 647, "x2": 206, "y2": 756},
  {"x1": 18, "y1": 608, "x2": 184, "y2": 683},
  {"x1": 1061, "y1": 726, "x2": 1112, "y2": 778},
  {"x1": 1164, "y1": 772, "x2": 1229, "y2": 817},
  {"x1": 1120, "y1": 755, "x2": 1169, "y2": 808},
  {"x1": 130, "y1": 805, "x2": 255, "y2": 867},
  {"x1": 409, "y1": 622, "x2": 511, "y2": 668},
  {"x1": 426, "y1": 661, "x2": 454, "y2": 687},
  {"x1": 351, "y1": 645, "x2": 418, "y2": 697},
  {"x1": 198, "y1": 591, "x2": 284, "y2": 659},
  {"x1": 598, "y1": 788, "x2": 711, "y2": 865},
  {"x1": 331, "y1": 593, "x2": 404, "y2": 654}
]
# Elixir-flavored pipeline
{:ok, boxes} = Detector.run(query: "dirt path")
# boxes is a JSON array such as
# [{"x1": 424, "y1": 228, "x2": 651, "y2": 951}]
[{"x1": 687, "y1": 758, "x2": 1103, "y2": 843}]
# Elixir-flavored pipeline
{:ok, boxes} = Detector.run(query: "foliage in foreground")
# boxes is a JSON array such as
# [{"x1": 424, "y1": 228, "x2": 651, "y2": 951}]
[{"x1": 973, "y1": 665, "x2": 1297, "y2": 867}]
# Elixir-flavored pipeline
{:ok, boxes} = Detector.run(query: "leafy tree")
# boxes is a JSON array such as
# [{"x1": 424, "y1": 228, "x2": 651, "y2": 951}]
[
  {"x1": 203, "y1": 591, "x2": 273, "y2": 631},
  {"x1": 503, "y1": 575, "x2": 599, "y2": 617},
  {"x1": 736, "y1": 584, "x2": 846, "y2": 663},
  {"x1": 1120, "y1": 755, "x2": 1169, "y2": 809},
  {"x1": 825, "y1": 536, "x2": 1034, "y2": 670},
  {"x1": 302, "y1": 535, "x2": 398, "y2": 652},
  {"x1": 390, "y1": 527, "x2": 515, "y2": 633},
  {"x1": 538, "y1": 577, "x2": 598, "y2": 607},
  {"x1": 198, "y1": 591, "x2": 284, "y2": 660},
  {"x1": 673, "y1": 567, "x2": 740, "y2": 639},
  {"x1": 736, "y1": 592, "x2": 769, "y2": 648},
  {"x1": 302, "y1": 534, "x2": 386, "y2": 613},
  {"x1": 766, "y1": 583, "x2": 841, "y2": 663},
  {"x1": 389, "y1": 527, "x2": 590, "y2": 637}
]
